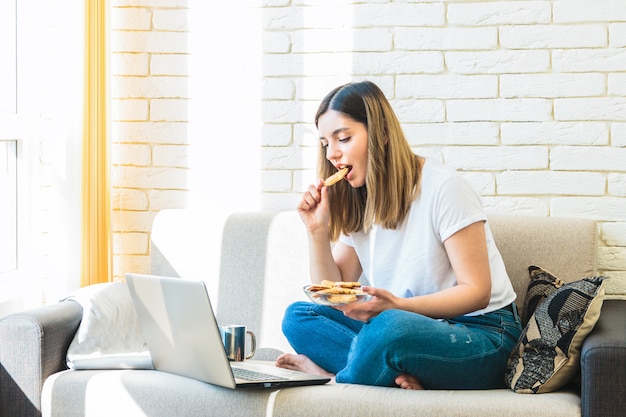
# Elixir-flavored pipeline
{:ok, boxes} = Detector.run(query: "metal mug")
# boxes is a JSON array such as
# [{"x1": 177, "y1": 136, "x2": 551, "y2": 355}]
[{"x1": 219, "y1": 324, "x2": 256, "y2": 361}]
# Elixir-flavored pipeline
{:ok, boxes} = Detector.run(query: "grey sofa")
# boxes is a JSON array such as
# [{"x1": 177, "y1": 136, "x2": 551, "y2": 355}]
[{"x1": 1, "y1": 208, "x2": 625, "y2": 417}]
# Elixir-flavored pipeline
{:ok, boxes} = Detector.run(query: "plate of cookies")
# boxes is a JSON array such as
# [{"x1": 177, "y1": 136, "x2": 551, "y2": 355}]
[{"x1": 303, "y1": 280, "x2": 371, "y2": 306}]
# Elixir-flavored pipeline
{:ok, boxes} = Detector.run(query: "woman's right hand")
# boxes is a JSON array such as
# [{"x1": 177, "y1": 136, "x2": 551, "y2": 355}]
[
  {"x1": 298, "y1": 181, "x2": 358, "y2": 285},
  {"x1": 297, "y1": 180, "x2": 330, "y2": 233}
]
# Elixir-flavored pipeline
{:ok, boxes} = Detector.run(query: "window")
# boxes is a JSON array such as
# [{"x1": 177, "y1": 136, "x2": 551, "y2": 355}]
[
  {"x1": 0, "y1": 0, "x2": 16, "y2": 113},
  {"x1": 0, "y1": 141, "x2": 17, "y2": 275},
  {"x1": 0, "y1": 0, "x2": 17, "y2": 280}
]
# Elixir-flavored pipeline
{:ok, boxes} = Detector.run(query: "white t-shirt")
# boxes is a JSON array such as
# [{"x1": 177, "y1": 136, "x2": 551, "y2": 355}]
[{"x1": 339, "y1": 159, "x2": 516, "y2": 316}]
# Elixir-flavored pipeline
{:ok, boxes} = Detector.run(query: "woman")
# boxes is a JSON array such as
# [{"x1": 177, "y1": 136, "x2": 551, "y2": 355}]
[{"x1": 275, "y1": 81, "x2": 522, "y2": 390}]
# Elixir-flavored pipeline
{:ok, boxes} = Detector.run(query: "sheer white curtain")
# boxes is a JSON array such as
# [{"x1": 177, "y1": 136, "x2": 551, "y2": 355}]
[{"x1": 0, "y1": 0, "x2": 85, "y2": 311}]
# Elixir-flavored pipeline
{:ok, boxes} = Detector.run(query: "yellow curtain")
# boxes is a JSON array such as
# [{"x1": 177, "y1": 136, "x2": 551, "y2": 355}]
[{"x1": 81, "y1": 0, "x2": 111, "y2": 286}]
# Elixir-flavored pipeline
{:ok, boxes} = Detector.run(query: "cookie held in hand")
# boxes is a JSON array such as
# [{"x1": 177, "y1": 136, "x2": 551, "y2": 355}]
[{"x1": 323, "y1": 167, "x2": 349, "y2": 186}]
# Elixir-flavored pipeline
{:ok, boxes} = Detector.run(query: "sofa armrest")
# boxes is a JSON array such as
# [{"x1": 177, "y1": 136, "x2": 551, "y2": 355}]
[
  {"x1": 0, "y1": 300, "x2": 82, "y2": 417},
  {"x1": 581, "y1": 299, "x2": 626, "y2": 417}
]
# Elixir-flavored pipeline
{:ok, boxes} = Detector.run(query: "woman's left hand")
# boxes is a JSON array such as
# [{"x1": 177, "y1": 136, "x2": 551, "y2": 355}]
[{"x1": 336, "y1": 286, "x2": 398, "y2": 322}]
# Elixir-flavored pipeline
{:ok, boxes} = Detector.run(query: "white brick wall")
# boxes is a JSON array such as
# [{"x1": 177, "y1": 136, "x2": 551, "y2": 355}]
[
  {"x1": 111, "y1": 0, "x2": 626, "y2": 297},
  {"x1": 111, "y1": 0, "x2": 190, "y2": 279}
]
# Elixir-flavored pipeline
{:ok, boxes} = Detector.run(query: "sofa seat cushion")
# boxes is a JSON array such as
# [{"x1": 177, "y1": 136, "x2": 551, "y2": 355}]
[
  {"x1": 271, "y1": 384, "x2": 582, "y2": 417},
  {"x1": 41, "y1": 370, "x2": 279, "y2": 417},
  {"x1": 42, "y1": 369, "x2": 582, "y2": 417}
]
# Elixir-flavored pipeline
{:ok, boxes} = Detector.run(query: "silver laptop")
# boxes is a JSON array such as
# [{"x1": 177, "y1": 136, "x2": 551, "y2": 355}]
[{"x1": 125, "y1": 273, "x2": 330, "y2": 389}]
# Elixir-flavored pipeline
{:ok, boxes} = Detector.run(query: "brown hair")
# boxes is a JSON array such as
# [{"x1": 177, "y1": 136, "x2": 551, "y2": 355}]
[{"x1": 315, "y1": 81, "x2": 421, "y2": 241}]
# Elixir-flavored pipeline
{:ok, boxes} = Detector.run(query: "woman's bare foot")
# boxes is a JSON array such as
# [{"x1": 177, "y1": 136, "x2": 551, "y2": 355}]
[
  {"x1": 276, "y1": 354, "x2": 422, "y2": 389},
  {"x1": 275, "y1": 353, "x2": 335, "y2": 379},
  {"x1": 395, "y1": 373, "x2": 424, "y2": 390}
]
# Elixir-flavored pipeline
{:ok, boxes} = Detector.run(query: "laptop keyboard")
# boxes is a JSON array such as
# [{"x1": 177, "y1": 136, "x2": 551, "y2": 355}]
[{"x1": 232, "y1": 367, "x2": 289, "y2": 382}]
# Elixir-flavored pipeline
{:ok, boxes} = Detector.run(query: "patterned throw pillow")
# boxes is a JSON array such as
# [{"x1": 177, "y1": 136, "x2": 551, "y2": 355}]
[
  {"x1": 505, "y1": 267, "x2": 608, "y2": 394},
  {"x1": 521, "y1": 266, "x2": 566, "y2": 327}
]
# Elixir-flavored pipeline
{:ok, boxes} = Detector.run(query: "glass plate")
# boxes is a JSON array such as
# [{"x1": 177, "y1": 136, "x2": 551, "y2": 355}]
[{"x1": 303, "y1": 285, "x2": 372, "y2": 306}]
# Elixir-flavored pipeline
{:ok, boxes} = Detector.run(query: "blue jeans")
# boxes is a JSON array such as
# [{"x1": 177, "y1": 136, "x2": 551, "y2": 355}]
[{"x1": 281, "y1": 301, "x2": 522, "y2": 389}]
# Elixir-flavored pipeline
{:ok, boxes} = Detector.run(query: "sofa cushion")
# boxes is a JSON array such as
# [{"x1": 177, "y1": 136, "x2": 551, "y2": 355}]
[
  {"x1": 63, "y1": 281, "x2": 148, "y2": 368},
  {"x1": 521, "y1": 266, "x2": 567, "y2": 327},
  {"x1": 42, "y1": 369, "x2": 276, "y2": 417},
  {"x1": 41, "y1": 369, "x2": 584, "y2": 417},
  {"x1": 505, "y1": 267, "x2": 607, "y2": 393},
  {"x1": 486, "y1": 215, "x2": 597, "y2": 313}
]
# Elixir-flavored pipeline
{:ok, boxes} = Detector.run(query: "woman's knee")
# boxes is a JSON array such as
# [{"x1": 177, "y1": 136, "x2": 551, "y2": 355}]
[
  {"x1": 356, "y1": 310, "x2": 424, "y2": 346},
  {"x1": 281, "y1": 301, "x2": 309, "y2": 335},
  {"x1": 283, "y1": 301, "x2": 310, "y2": 318},
  {"x1": 367, "y1": 309, "x2": 428, "y2": 333}
]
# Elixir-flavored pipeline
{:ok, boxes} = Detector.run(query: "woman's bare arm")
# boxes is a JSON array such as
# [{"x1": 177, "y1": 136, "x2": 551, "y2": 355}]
[{"x1": 341, "y1": 221, "x2": 492, "y2": 321}]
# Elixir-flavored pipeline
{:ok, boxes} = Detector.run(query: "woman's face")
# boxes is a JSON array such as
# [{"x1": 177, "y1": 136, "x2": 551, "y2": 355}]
[{"x1": 317, "y1": 109, "x2": 368, "y2": 188}]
